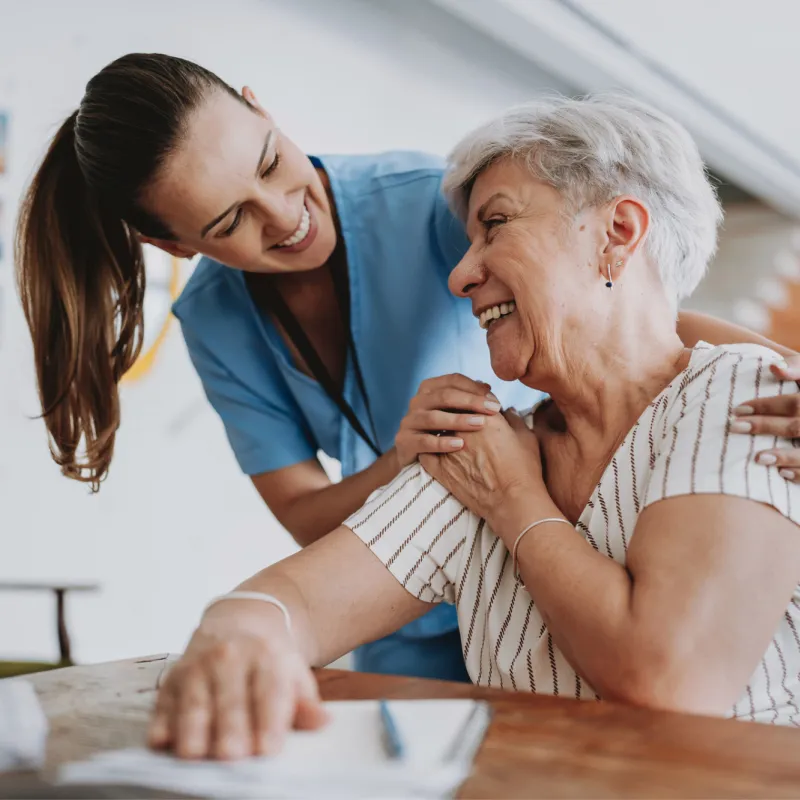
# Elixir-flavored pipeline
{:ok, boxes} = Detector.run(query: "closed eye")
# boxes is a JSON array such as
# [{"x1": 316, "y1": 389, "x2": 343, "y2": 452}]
[
  {"x1": 482, "y1": 215, "x2": 508, "y2": 239},
  {"x1": 217, "y1": 151, "x2": 281, "y2": 237},
  {"x1": 260, "y1": 151, "x2": 281, "y2": 179},
  {"x1": 218, "y1": 208, "x2": 244, "y2": 238}
]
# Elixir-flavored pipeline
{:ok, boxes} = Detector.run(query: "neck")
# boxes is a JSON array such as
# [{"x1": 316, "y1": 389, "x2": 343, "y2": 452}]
[{"x1": 534, "y1": 301, "x2": 688, "y2": 465}]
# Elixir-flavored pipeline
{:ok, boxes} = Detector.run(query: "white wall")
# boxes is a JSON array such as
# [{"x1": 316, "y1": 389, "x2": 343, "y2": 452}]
[
  {"x1": 569, "y1": 0, "x2": 800, "y2": 164},
  {"x1": 0, "y1": 0, "x2": 567, "y2": 663}
]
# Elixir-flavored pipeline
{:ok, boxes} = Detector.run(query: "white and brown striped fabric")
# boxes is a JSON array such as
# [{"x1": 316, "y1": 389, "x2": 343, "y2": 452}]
[{"x1": 345, "y1": 342, "x2": 800, "y2": 725}]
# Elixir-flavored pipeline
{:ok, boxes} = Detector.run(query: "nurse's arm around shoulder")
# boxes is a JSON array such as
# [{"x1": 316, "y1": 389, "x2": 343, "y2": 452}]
[
  {"x1": 148, "y1": 525, "x2": 428, "y2": 760},
  {"x1": 252, "y1": 374, "x2": 501, "y2": 547}
]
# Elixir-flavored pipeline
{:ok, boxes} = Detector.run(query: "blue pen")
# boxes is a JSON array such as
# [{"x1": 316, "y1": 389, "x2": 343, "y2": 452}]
[{"x1": 378, "y1": 699, "x2": 406, "y2": 760}]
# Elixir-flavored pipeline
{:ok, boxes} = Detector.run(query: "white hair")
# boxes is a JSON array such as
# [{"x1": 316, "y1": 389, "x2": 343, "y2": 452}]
[{"x1": 443, "y1": 93, "x2": 723, "y2": 303}]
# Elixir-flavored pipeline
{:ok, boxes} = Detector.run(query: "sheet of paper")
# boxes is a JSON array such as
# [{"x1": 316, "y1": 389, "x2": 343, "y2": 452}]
[
  {"x1": 0, "y1": 679, "x2": 48, "y2": 772},
  {"x1": 59, "y1": 699, "x2": 491, "y2": 799}
]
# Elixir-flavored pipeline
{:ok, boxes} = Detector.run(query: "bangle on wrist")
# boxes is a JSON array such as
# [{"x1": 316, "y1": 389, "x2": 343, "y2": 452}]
[
  {"x1": 512, "y1": 518, "x2": 573, "y2": 580},
  {"x1": 203, "y1": 591, "x2": 292, "y2": 635}
]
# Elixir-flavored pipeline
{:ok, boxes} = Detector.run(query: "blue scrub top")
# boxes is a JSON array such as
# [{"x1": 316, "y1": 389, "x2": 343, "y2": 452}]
[{"x1": 172, "y1": 150, "x2": 540, "y2": 638}]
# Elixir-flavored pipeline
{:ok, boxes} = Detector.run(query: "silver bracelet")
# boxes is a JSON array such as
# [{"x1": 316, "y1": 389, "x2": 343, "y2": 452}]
[
  {"x1": 203, "y1": 591, "x2": 292, "y2": 634},
  {"x1": 512, "y1": 518, "x2": 573, "y2": 580}
]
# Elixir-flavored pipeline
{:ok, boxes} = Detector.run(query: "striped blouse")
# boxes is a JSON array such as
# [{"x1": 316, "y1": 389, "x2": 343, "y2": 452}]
[{"x1": 345, "y1": 342, "x2": 800, "y2": 725}]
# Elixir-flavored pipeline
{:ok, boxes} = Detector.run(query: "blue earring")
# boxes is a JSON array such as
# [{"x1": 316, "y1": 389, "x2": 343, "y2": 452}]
[{"x1": 605, "y1": 264, "x2": 613, "y2": 289}]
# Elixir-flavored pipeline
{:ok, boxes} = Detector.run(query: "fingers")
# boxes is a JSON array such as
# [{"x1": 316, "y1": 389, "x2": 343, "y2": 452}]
[
  {"x1": 732, "y1": 393, "x2": 800, "y2": 421},
  {"x1": 293, "y1": 670, "x2": 329, "y2": 731},
  {"x1": 209, "y1": 641, "x2": 253, "y2": 760},
  {"x1": 729, "y1": 414, "x2": 800, "y2": 439},
  {"x1": 502, "y1": 407, "x2": 530, "y2": 433},
  {"x1": 149, "y1": 681, "x2": 176, "y2": 750},
  {"x1": 770, "y1": 357, "x2": 800, "y2": 382},
  {"x1": 398, "y1": 433, "x2": 465, "y2": 455},
  {"x1": 751, "y1": 447, "x2": 800, "y2": 480},
  {"x1": 405, "y1": 409, "x2": 489, "y2": 433},
  {"x1": 418, "y1": 374, "x2": 491, "y2": 397},
  {"x1": 251, "y1": 663, "x2": 299, "y2": 756},
  {"x1": 411, "y1": 387, "x2": 501, "y2": 415},
  {"x1": 173, "y1": 668, "x2": 213, "y2": 759}
]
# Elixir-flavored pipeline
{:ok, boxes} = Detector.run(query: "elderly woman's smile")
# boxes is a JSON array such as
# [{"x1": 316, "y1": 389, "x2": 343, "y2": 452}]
[{"x1": 451, "y1": 159, "x2": 611, "y2": 385}]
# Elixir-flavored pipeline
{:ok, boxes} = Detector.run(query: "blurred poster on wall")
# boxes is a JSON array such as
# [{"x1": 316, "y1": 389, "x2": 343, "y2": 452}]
[{"x1": 0, "y1": 111, "x2": 7, "y2": 174}]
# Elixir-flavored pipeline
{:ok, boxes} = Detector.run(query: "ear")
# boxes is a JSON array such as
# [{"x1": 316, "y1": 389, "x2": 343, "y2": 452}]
[
  {"x1": 139, "y1": 235, "x2": 196, "y2": 260},
  {"x1": 241, "y1": 85, "x2": 270, "y2": 119},
  {"x1": 600, "y1": 196, "x2": 650, "y2": 283}
]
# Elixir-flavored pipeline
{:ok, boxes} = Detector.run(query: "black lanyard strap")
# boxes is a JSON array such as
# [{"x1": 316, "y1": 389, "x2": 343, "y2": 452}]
[{"x1": 245, "y1": 262, "x2": 382, "y2": 458}]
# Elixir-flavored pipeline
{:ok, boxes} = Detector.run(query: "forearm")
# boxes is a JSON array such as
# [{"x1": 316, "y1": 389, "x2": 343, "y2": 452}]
[
  {"x1": 677, "y1": 310, "x2": 796, "y2": 357},
  {"x1": 491, "y1": 499, "x2": 641, "y2": 702},
  {"x1": 200, "y1": 527, "x2": 428, "y2": 667},
  {"x1": 281, "y1": 449, "x2": 401, "y2": 547}
]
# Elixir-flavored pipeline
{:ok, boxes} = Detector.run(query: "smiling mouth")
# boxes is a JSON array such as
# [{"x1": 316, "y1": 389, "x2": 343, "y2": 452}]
[
  {"x1": 273, "y1": 202, "x2": 311, "y2": 249},
  {"x1": 478, "y1": 301, "x2": 516, "y2": 330}
]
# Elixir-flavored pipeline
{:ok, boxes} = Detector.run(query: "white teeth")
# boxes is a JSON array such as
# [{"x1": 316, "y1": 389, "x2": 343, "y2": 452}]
[
  {"x1": 277, "y1": 205, "x2": 311, "y2": 247},
  {"x1": 478, "y1": 301, "x2": 516, "y2": 330}
]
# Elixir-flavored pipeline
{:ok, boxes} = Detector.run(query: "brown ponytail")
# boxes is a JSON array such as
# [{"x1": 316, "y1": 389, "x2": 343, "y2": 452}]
[
  {"x1": 14, "y1": 53, "x2": 244, "y2": 489},
  {"x1": 15, "y1": 111, "x2": 145, "y2": 490}
]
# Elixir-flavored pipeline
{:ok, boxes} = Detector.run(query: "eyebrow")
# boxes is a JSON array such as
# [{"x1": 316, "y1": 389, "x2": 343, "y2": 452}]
[{"x1": 200, "y1": 130, "x2": 274, "y2": 238}]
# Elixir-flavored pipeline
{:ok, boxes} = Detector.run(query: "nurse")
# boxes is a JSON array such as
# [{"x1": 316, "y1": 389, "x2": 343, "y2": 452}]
[{"x1": 15, "y1": 52, "x2": 800, "y2": 680}]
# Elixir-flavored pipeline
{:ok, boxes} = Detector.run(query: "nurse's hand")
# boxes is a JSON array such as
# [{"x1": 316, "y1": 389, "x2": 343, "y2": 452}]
[
  {"x1": 148, "y1": 604, "x2": 327, "y2": 760},
  {"x1": 728, "y1": 355, "x2": 800, "y2": 482},
  {"x1": 395, "y1": 374, "x2": 503, "y2": 468}
]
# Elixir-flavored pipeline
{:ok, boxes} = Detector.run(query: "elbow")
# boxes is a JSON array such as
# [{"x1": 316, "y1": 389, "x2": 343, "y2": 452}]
[{"x1": 593, "y1": 642, "x2": 731, "y2": 717}]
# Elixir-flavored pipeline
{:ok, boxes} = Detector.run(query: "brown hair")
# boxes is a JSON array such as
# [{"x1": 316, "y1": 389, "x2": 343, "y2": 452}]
[{"x1": 15, "y1": 53, "x2": 242, "y2": 490}]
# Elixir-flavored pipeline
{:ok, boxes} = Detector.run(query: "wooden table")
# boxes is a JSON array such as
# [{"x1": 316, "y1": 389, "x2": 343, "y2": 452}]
[{"x1": 5, "y1": 654, "x2": 800, "y2": 798}]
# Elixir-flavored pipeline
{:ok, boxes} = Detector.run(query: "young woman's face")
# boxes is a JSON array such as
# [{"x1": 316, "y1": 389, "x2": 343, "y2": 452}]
[{"x1": 142, "y1": 89, "x2": 337, "y2": 273}]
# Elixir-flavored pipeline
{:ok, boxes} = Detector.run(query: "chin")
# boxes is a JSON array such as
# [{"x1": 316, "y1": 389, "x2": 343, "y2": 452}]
[
  {"x1": 487, "y1": 328, "x2": 528, "y2": 383},
  {"x1": 489, "y1": 349, "x2": 526, "y2": 383}
]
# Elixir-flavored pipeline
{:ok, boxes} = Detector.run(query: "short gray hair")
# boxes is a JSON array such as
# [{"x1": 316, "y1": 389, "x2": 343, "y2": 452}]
[{"x1": 443, "y1": 93, "x2": 723, "y2": 303}]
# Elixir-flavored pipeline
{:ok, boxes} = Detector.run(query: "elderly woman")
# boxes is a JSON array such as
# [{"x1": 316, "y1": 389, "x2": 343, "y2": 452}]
[{"x1": 150, "y1": 94, "x2": 800, "y2": 760}]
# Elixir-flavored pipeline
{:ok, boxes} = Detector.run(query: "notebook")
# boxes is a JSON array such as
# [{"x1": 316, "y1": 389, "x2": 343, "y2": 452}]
[{"x1": 58, "y1": 699, "x2": 492, "y2": 799}]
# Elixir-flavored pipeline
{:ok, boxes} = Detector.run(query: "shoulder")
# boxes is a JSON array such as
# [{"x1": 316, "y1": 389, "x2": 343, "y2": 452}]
[
  {"x1": 318, "y1": 150, "x2": 445, "y2": 191},
  {"x1": 668, "y1": 342, "x2": 785, "y2": 412},
  {"x1": 317, "y1": 150, "x2": 449, "y2": 214},
  {"x1": 172, "y1": 257, "x2": 241, "y2": 330}
]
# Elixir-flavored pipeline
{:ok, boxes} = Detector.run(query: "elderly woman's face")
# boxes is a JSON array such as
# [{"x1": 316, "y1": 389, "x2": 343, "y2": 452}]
[{"x1": 449, "y1": 158, "x2": 602, "y2": 384}]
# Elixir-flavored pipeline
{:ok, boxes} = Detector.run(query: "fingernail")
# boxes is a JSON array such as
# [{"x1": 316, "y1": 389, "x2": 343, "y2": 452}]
[
  {"x1": 733, "y1": 405, "x2": 754, "y2": 416},
  {"x1": 486, "y1": 392, "x2": 499, "y2": 403},
  {"x1": 775, "y1": 359, "x2": 789, "y2": 372},
  {"x1": 484, "y1": 400, "x2": 502, "y2": 412},
  {"x1": 468, "y1": 416, "x2": 485, "y2": 426},
  {"x1": 780, "y1": 469, "x2": 796, "y2": 481},
  {"x1": 728, "y1": 419, "x2": 752, "y2": 433},
  {"x1": 756, "y1": 453, "x2": 777, "y2": 465},
  {"x1": 449, "y1": 438, "x2": 464, "y2": 448}
]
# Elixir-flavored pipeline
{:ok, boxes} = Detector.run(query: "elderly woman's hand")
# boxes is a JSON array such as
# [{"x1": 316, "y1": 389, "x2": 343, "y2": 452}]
[
  {"x1": 394, "y1": 374, "x2": 503, "y2": 469},
  {"x1": 419, "y1": 408, "x2": 549, "y2": 530},
  {"x1": 148, "y1": 605, "x2": 327, "y2": 760},
  {"x1": 730, "y1": 356, "x2": 800, "y2": 481}
]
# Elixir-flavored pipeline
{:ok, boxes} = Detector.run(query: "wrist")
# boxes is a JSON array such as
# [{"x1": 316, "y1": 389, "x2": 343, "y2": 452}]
[
  {"x1": 487, "y1": 488, "x2": 562, "y2": 544},
  {"x1": 376, "y1": 446, "x2": 403, "y2": 482},
  {"x1": 200, "y1": 599, "x2": 294, "y2": 646}
]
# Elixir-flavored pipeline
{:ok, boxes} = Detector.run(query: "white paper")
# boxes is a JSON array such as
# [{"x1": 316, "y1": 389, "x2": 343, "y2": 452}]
[
  {"x1": 59, "y1": 699, "x2": 490, "y2": 798},
  {"x1": 0, "y1": 679, "x2": 48, "y2": 772}
]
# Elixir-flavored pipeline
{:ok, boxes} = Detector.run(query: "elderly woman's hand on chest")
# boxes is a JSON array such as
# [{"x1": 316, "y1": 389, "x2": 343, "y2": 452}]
[{"x1": 419, "y1": 399, "x2": 550, "y2": 531}]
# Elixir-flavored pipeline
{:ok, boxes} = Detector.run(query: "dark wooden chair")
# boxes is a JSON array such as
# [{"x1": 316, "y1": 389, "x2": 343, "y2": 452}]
[{"x1": 0, "y1": 582, "x2": 100, "y2": 678}]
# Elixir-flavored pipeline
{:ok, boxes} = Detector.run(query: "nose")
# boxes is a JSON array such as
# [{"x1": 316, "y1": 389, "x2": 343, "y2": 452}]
[
  {"x1": 448, "y1": 247, "x2": 488, "y2": 298},
  {"x1": 254, "y1": 188, "x2": 302, "y2": 238}
]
